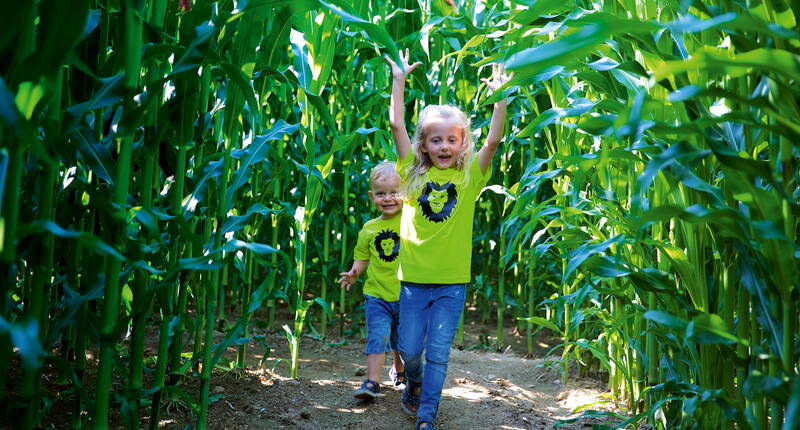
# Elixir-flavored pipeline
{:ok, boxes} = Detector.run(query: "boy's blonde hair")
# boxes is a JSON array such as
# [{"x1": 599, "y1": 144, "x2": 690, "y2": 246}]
[
  {"x1": 403, "y1": 104, "x2": 474, "y2": 195},
  {"x1": 370, "y1": 161, "x2": 400, "y2": 188}
]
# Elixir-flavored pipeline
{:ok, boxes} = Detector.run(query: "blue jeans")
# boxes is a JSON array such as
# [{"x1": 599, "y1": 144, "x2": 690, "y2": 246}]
[
  {"x1": 364, "y1": 295, "x2": 400, "y2": 355},
  {"x1": 398, "y1": 282, "x2": 466, "y2": 424}
]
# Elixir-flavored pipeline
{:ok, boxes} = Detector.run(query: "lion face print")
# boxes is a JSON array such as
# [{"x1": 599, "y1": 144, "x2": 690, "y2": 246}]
[
  {"x1": 419, "y1": 181, "x2": 457, "y2": 223},
  {"x1": 428, "y1": 189, "x2": 448, "y2": 213},
  {"x1": 380, "y1": 238, "x2": 394, "y2": 256},
  {"x1": 373, "y1": 229, "x2": 400, "y2": 262}
]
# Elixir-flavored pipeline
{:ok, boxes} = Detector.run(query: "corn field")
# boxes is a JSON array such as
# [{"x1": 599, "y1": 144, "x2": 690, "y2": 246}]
[{"x1": 0, "y1": 0, "x2": 798, "y2": 428}]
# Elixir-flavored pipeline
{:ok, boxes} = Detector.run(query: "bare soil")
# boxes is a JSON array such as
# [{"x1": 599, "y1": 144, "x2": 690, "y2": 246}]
[
  {"x1": 12, "y1": 312, "x2": 625, "y2": 429},
  {"x1": 154, "y1": 319, "x2": 623, "y2": 430}
]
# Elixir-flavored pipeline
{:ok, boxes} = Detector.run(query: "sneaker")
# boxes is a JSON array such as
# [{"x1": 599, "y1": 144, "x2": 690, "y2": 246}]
[
  {"x1": 417, "y1": 422, "x2": 436, "y2": 430},
  {"x1": 389, "y1": 366, "x2": 406, "y2": 387},
  {"x1": 400, "y1": 382, "x2": 420, "y2": 416},
  {"x1": 354, "y1": 379, "x2": 381, "y2": 399}
]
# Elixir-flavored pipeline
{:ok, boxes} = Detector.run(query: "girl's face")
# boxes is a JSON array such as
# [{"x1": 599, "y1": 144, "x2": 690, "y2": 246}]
[{"x1": 420, "y1": 118, "x2": 464, "y2": 169}]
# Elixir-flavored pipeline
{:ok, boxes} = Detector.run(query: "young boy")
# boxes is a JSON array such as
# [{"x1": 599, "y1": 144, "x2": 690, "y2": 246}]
[{"x1": 338, "y1": 161, "x2": 406, "y2": 399}]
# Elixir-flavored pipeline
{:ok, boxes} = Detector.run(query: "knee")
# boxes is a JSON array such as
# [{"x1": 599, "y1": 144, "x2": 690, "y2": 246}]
[
  {"x1": 424, "y1": 344, "x2": 451, "y2": 365},
  {"x1": 398, "y1": 348, "x2": 422, "y2": 365}
]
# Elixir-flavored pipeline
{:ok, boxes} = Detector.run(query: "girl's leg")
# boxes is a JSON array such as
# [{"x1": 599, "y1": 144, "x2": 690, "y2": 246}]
[
  {"x1": 389, "y1": 299, "x2": 404, "y2": 374},
  {"x1": 416, "y1": 284, "x2": 466, "y2": 425},
  {"x1": 366, "y1": 353, "x2": 386, "y2": 382},
  {"x1": 398, "y1": 282, "x2": 430, "y2": 385},
  {"x1": 392, "y1": 350, "x2": 404, "y2": 372}
]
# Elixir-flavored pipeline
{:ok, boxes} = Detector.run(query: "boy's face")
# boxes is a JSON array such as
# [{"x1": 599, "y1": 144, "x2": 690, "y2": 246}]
[
  {"x1": 369, "y1": 175, "x2": 403, "y2": 218},
  {"x1": 420, "y1": 118, "x2": 464, "y2": 170}
]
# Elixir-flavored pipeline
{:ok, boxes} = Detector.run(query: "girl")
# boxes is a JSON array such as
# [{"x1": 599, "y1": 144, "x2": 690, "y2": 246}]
[{"x1": 385, "y1": 49, "x2": 511, "y2": 430}]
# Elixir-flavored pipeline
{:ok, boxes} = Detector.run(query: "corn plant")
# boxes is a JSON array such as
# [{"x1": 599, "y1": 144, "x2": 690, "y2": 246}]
[{"x1": 1, "y1": 0, "x2": 798, "y2": 429}]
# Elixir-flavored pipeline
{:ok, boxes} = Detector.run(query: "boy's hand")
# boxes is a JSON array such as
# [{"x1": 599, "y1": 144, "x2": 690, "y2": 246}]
[
  {"x1": 481, "y1": 63, "x2": 513, "y2": 93},
  {"x1": 338, "y1": 269, "x2": 359, "y2": 291},
  {"x1": 385, "y1": 48, "x2": 422, "y2": 81}
]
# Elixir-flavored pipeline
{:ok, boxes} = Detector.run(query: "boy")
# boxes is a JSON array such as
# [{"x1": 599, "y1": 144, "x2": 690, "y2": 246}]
[{"x1": 338, "y1": 161, "x2": 406, "y2": 399}]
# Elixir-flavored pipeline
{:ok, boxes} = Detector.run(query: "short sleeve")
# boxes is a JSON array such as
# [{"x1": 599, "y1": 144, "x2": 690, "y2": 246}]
[
  {"x1": 353, "y1": 225, "x2": 370, "y2": 261},
  {"x1": 470, "y1": 155, "x2": 492, "y2": 190},
  {"x1": 397, "y1": 151, "x2": 416, "y2": 182}
]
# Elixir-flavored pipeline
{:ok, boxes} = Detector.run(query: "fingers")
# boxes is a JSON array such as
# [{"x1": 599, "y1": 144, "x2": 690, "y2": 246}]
[
  {"x1": 384, "y1": 55, "x2": 397, "y2": 67},
  {"x1": 407, "y1": 61, "x2": 422, "y2": 73},
  {"x1": 398, "y1": 48, "x2": 409, "y2": 64}
]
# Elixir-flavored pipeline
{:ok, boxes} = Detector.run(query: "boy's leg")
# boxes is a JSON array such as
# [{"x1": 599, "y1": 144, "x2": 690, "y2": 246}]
[
  {"x1": 398, "y1": 282, "x2": 430, "y2": 385},
  {"x1": 357, "y1": 295, "x2": 395, "y2": 397},
  {"x1": 416, "y1": 284, "x2": 466, "y2": 425}
]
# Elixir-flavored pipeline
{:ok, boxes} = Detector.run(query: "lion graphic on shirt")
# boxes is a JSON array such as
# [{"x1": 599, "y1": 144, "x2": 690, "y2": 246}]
[
  {"x1": 419, "y1": 181, "x2": 457, "y2": 223},
  {"x1": 373, "y1": 229, "x2": 400, "y2": 262}
]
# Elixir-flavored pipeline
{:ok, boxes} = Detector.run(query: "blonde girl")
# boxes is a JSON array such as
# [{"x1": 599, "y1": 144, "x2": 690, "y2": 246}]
[{"x1": 385, "y1": 49, "x2": 511, "y2": 430}]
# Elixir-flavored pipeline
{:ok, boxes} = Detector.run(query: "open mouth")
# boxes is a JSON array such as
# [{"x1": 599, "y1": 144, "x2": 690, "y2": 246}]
[{"x1": 437, "y1": 154, "x2": 452, "y2": 163}]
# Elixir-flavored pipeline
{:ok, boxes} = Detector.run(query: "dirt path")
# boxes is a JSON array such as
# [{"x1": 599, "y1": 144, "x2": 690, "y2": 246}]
[{"x1": 182, "y1": 329, "x2": 619, "y2": 430}]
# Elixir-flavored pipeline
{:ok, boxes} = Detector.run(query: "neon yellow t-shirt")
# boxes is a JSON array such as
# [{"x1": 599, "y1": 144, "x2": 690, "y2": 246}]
[
  {"x1": 397, "y1": 154, "x2": 492, "y2": 284},
  {"x1": 353, "y1": 215, "x2": 401, "y2": 301}
]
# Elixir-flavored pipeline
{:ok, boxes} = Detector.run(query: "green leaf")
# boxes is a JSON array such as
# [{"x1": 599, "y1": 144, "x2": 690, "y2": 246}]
[
  {"x1": 0, "y1": 319, "x2": 47, "y2": 370},
  {"x1": 64, "y1": 74, "x2": 127, "y2": 134},
  {"x1": 644, "y1": 310, "x2": 689, "y2": 331},
  {"x1": 170, "y1": 22, "x2": 216, "y2": 76},
  {"x1": 517, "y1": 316, "x2": 561, "y2": 334},
  {"x1": 511, "y1": 0, "x2": 574, "y2": 24},
  {"x1": 0, "y1": 2, "x2": 35, "y2": 54},
  {"x1": 686, "y1": 313, "x2": 743, "y2": 346},
  {"x1": 317, "y1": 1, "x2": 401, "y2": 65},
  {"x1": 227, "y1": 120, "x2": 300, "y2": 209},
  {"x1": 19, "y1": 220, "x2": 125, "y2": 261},
  {"x1": 21, "y1": 0, "x2": 91, "y2": 80},
  {"x1": 221, "y1": 203, "x2": 276, "y2": 235},
  {"x1": 565, "y1": 235, "x2": 624, "y2": 280},
  {"x1": 219, "y1": 61, "x2": 260, "y2": 126},
  {"x1": 73, "y1": 126, "x2": 117, "y2": 185},
  {"x1": 656, "y1": 48, "x2": 800, "y2": 82},
  {"x1": 505, "y1": 23, "x2": 611, "y2": 79},
  {"x1": 222, "y1": 240, "x2": 279, "y2": 255}
]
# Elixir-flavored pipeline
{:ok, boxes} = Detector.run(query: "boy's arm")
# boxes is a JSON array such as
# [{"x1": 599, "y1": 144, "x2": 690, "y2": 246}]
[
  {"x1": 338, "y1": 260, "x2": 369, "y2": 291},
  {"x1": 478, "y1": 64, "x2": 513, "y2": 173},
  {"x1": 385, "y1": 49, "x2": 422, "y2": 162}
]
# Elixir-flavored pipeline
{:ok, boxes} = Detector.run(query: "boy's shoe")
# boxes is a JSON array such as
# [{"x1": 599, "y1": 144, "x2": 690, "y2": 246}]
[
  {"x1": 400, "y1": 382, "x2": 420, "y2": 416},
  {"x1": 354, "y1": 379, "x2": 381, "y2": 399},
  {"x1": 416, "y1": 422, "x2": 436, "y2": 430},
  {"x1": 389, "y1": 367, "x2": 406, "y2": 387}
]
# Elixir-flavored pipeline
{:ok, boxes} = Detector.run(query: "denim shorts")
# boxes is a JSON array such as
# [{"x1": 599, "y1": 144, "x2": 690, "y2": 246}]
[{"x1": 363, "y1": 294, "x2": 400, "y2": 355}]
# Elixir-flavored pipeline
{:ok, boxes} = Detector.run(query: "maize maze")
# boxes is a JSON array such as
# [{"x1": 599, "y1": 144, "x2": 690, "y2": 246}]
[{"x1": 0, "y1": 0, "x2": 798, "y2": 428}]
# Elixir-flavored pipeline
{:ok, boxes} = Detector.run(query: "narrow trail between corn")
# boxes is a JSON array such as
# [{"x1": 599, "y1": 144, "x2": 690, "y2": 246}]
[{"x1": 188, "y1": 328, "x2": 619, "y2": 430}]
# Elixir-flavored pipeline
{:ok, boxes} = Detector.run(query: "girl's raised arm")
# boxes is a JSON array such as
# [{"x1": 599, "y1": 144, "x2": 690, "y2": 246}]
[
  {"x1": 478, "y1": 64, "x2": 513, "y2": 173},
  {"x1": 385, "y1": 49, "x2": 422, "y2": 162}
]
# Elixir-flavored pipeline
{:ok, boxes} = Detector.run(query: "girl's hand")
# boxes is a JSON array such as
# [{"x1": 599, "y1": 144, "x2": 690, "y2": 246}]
[
  {"x1": 385, "y1": 48, "x2": 422, "y2": 81},
  {"x1": 338, "y1": 269, "x2": 358, "y2": 291},
  {"x1": 481, "y1": 63, "x2": 513, "y2": 93}
]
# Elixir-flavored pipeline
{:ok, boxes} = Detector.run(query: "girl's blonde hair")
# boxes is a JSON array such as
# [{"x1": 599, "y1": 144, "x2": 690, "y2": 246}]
[
  {"x1": 403, "y1": 104, "x2": 474, "y2": 195},
  {"x1": 370, "y1": 161, "x2": 399, "y2": 188}
]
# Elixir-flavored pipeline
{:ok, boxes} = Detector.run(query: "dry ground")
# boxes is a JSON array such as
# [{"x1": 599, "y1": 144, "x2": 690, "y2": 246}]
[
  {"x1": 13, "y1": 313, "x2": 625, "y2": 429},
  {"x1": 155, "y1": 322, "x2": 622, "y2": 430}
]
